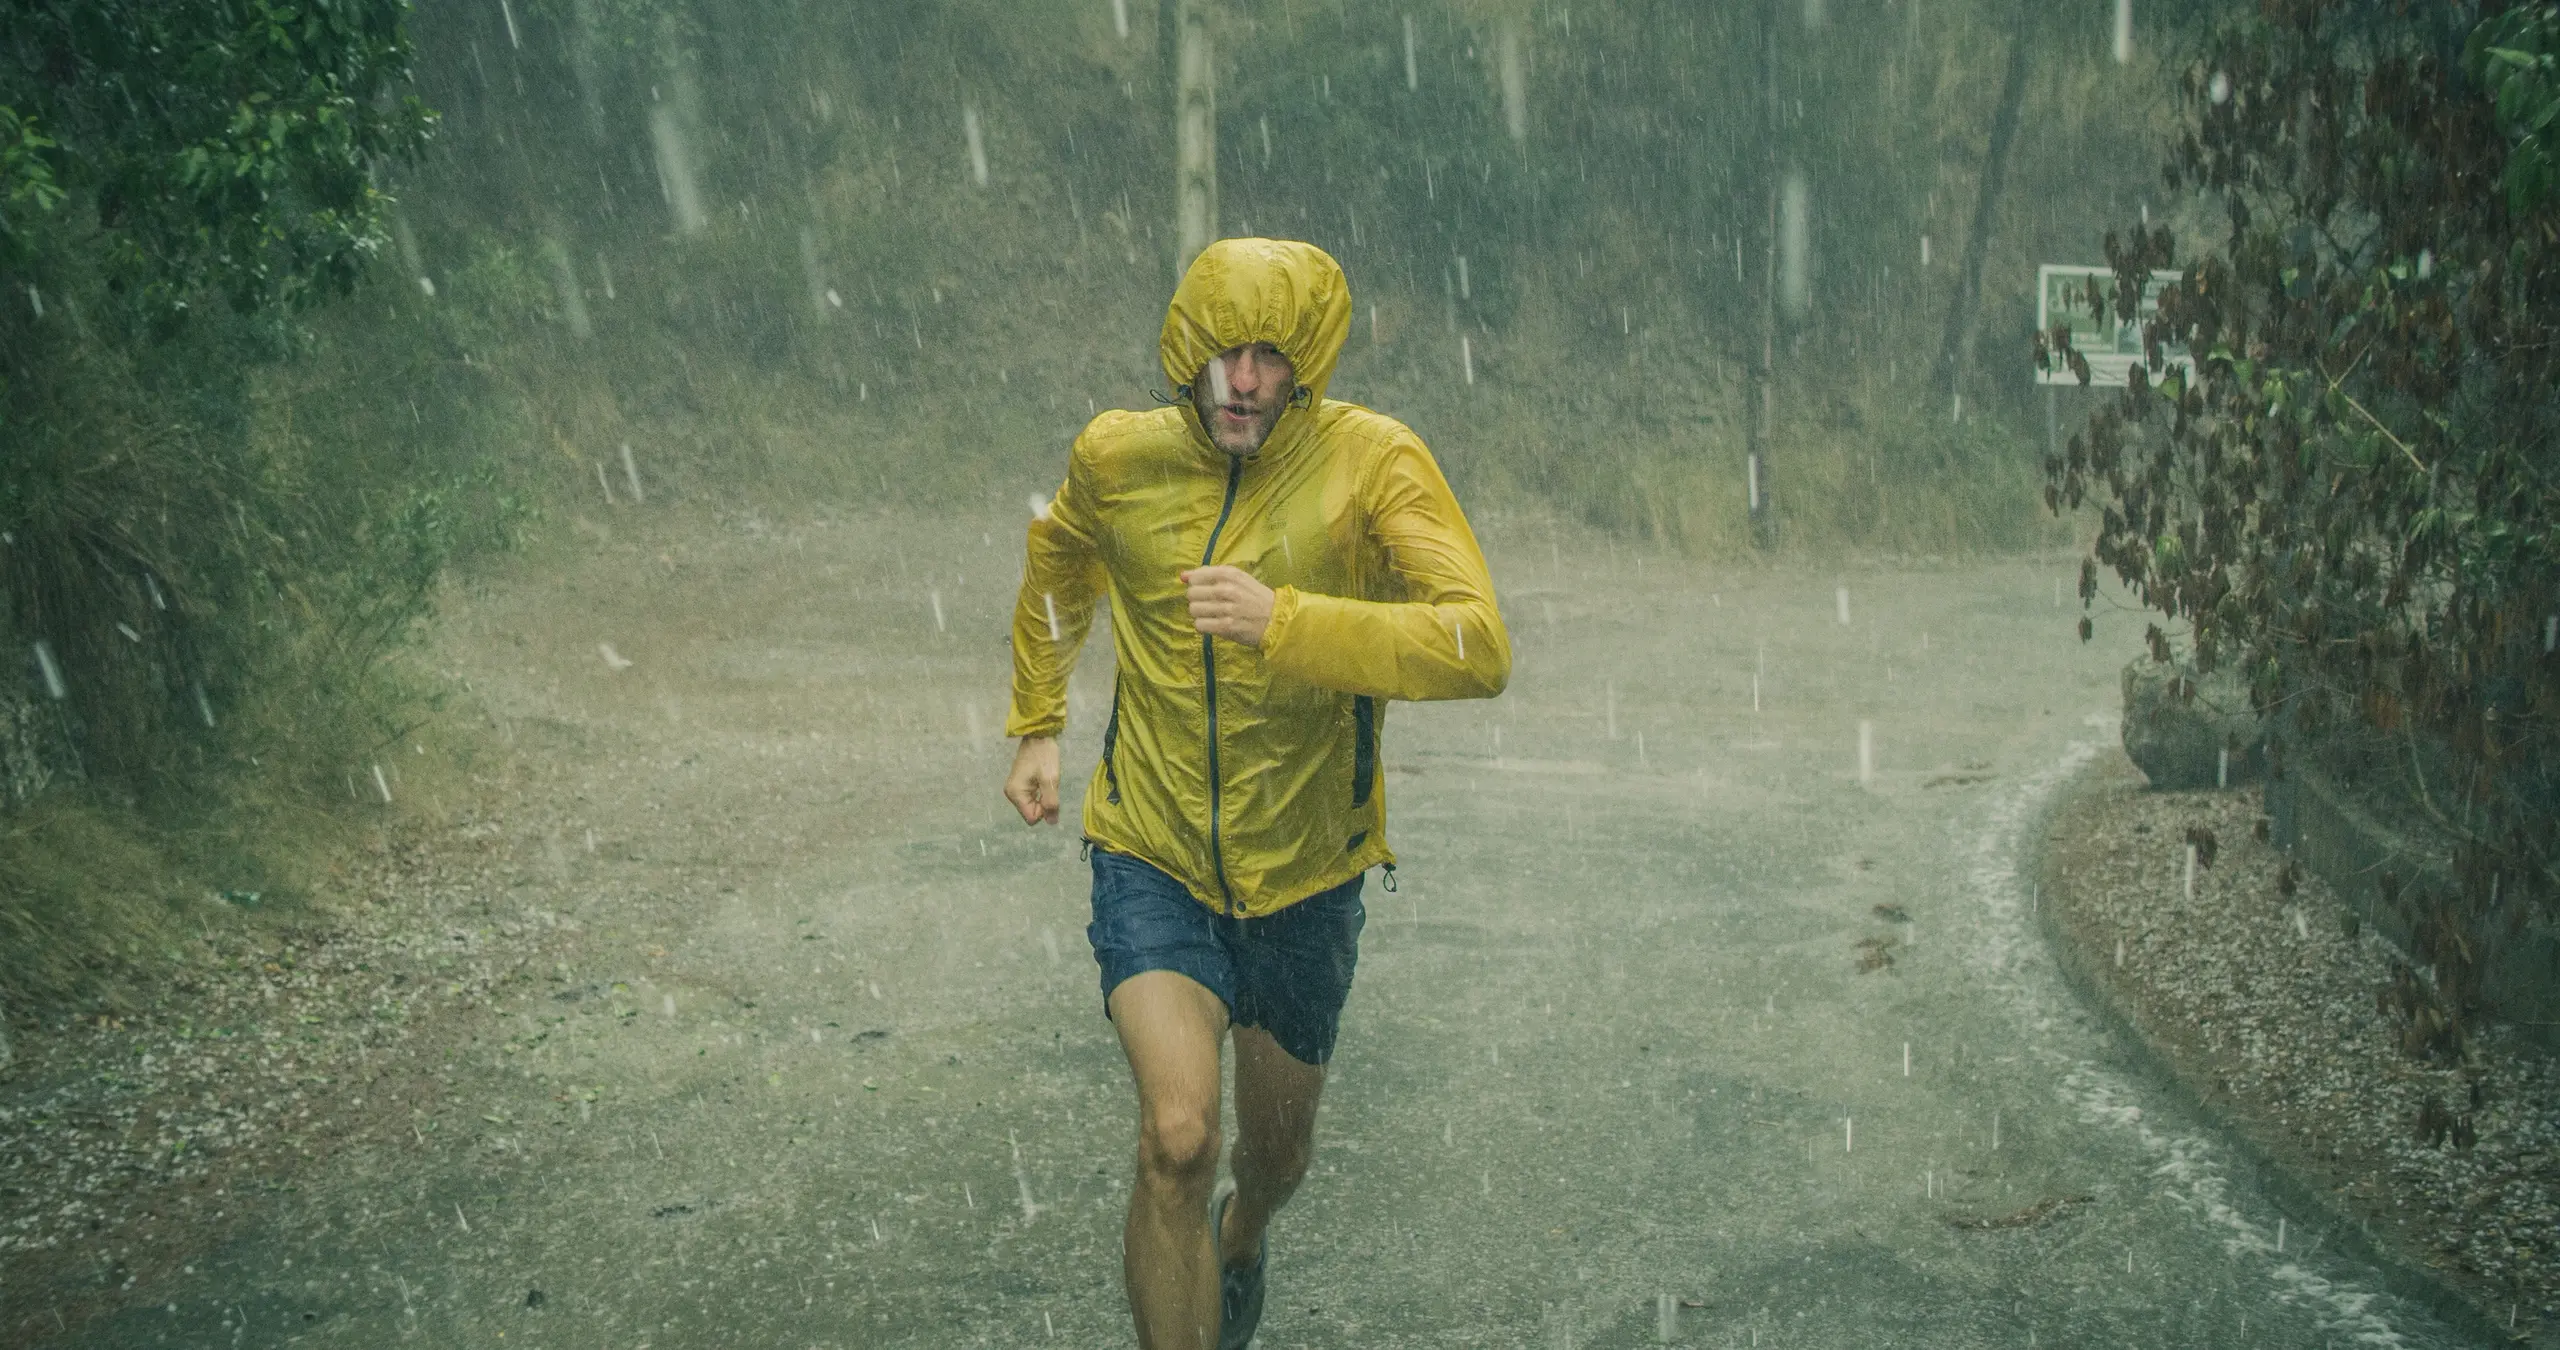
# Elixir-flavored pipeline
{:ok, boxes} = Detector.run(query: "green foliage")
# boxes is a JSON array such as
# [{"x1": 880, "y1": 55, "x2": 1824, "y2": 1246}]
[
  {"x1": 0, "y1": 0, "x2": 436, "y2": 315},
  {"x1": 2047, "y1": 0, "x2": 2560, "y2": 1054},
  {"x1": 0, "y1": 1, "x2": 512, "y2": 1012},
  {"x1": 0, "y1": 794, "x2": 186, "y2": 1011},
  {"x1": 2469, "y1": 3, "x2": 2560, "y2": 214}
]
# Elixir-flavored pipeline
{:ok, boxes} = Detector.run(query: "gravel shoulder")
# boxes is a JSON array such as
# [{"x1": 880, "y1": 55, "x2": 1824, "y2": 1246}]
[
  {"x1": 0, "y1": 766, "x2": 610, "y2": 1335},
  {"x1": 2039, "y1": 753, "x2": 2560, "y2": 1346}
]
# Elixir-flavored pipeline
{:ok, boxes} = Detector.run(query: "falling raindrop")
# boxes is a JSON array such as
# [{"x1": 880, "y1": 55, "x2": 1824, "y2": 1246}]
[
  {"x1": 1498, "y1": 24, "x2": 1527, "y2": 141},
  {"x1": 648, "y1": 105, "x2": 707, "y2": 234},
  {"x1": 1011, "y1": 1130, "x2": 1041, "y2": 1223},
  {"x1": 963, "y1": 104, "x2": 990, "y2": 186},
  {"x1": 2112, "y1": 0, "x2": 2134, "y2": 64},
  {"x1": 542, "y1": 237, "x2": 591, "y2": 339},
  {"x1": 2208, "y1": 70, "x2": 2231, "y2": 104},
  {"x1": 1461, "y1": 334, "x2": 1475, "y2": 385},
  {"x1": 30, "y1": 640, "x2": 65, "y2": 700},
  {"x1": 1857, "y1": 721, "x2": 1874, "y2": 786},
  {"x1": 372, "y1": 763, "x2": 394, "y2": 803},
  {"x1": 1403, "y1": 14, "x2": 1419, "y2": 91},
  {"x1": 1110, "y1": 0, "x2": 1128, "y2": 38},
  {"x1": 1779, "y1": 171, "x2": 1810, "y2": 316},
  {"x1": 620, "y1": 443, "x2": 645, "y2": 503},
  {"x1": 930, "y1": 589, "x2": 946, "y2": 633}
]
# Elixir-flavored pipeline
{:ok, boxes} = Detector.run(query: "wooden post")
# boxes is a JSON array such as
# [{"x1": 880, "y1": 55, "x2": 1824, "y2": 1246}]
[{"x1": 1173, "y1": 0, "x2": 1217, "y2": 276}]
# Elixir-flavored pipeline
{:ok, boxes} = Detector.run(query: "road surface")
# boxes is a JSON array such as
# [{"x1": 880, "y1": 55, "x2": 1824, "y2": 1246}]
[{"x1": 62, "y1": 504, "x2": 2476, "y2": 1348}]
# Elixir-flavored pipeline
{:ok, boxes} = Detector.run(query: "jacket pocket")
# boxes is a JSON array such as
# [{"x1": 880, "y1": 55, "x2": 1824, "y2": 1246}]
[
  {"x1": 1351, "y1": 694, "x2": 1376, "y2": 808},
  {"x1": 1101, "y1": 677, "x2": 1124, "y2": 805}
]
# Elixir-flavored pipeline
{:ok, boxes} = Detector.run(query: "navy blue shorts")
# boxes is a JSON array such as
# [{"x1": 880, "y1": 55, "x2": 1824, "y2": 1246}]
[{"x1": 1086, "y1": 846, "x2": 1367, "y2": 1066}]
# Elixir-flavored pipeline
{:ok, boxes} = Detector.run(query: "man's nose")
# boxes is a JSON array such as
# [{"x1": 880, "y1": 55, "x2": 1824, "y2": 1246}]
[{"x1": 1226, "y1": 351, "x2": 1264, "y2": 396}]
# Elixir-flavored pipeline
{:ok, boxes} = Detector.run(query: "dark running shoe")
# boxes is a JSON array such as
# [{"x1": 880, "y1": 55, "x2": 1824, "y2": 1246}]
[{"x1": 1213, "y1": 1190, "x2": 1268, "y2": 1350}]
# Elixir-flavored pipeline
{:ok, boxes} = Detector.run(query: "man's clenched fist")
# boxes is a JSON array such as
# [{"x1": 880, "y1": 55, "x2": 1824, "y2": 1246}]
[
  {"x1": 1004, "y1": 735, "x2": 1062, "y2": 826},
  {"x1": 1180, "y1": 565, "x2": 1275, "y2": 647}
]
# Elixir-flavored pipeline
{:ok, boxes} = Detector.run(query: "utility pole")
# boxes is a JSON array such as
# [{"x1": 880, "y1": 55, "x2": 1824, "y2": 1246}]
[
  {"x1": 1173, "y1": 0, "x2": 1217, "y2": 276},
  {"x1": 1747, "y1": 0, "x2": 1780, "y2": 549}
]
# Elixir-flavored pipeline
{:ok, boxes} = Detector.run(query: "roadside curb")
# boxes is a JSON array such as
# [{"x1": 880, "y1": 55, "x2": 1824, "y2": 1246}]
[{"x1": 2032, "y1": 753, "x2": 2526, "y2": 1348}]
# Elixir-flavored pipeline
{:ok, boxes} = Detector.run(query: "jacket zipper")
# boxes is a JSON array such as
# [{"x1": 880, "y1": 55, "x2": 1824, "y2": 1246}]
[{"x1": 1201, "y1": 454, "x2": 1245, "y2": 915}]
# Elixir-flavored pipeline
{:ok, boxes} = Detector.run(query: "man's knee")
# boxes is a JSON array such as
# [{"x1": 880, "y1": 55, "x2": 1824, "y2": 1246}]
[{"x1": 1137, "y1": 1105, "x2": 1221, "y2": 1186}]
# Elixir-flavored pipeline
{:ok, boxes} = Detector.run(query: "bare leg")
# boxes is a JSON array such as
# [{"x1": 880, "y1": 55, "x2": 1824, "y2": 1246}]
[
  {"x1": 1217, "y1": 1024, "x2": 1328, "y2": 1270},
  {"x1": 1108, "y1": 970, "x2": 1230, "y2": 1350}
]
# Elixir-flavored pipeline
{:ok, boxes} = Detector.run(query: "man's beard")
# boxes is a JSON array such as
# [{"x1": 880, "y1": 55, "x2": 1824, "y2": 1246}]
[{"x1": 1192, "y1": 382, "x2": 1290, "y2": 457}]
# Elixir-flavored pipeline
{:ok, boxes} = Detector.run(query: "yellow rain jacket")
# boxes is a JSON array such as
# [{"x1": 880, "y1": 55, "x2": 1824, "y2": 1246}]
[{"x1": 1006, "y1": 238, "x2": 1511, "y2": 918}]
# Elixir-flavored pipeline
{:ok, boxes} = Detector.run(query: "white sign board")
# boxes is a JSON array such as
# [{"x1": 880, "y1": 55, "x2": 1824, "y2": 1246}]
[{"x1": 2036, "y1": 264, "x2": 2193, "y2": 387}]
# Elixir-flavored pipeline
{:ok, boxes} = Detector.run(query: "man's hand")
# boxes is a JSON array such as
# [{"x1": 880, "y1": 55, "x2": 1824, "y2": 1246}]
[
  {"x1": 1180, "y1": 565, "x2": 1275, "y2": 647},
  {"x1": 1004, "y1": 735, "x2": 1062, "y2": 826}
]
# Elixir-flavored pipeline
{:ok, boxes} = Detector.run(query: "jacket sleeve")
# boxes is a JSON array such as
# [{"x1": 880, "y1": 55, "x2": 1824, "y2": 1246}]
[
  {"x1": 1004, "y1": 430, "x2": 1109, "y2": 738},
  {"x1": 1259, "y1": 429, "x2": 1511, "y2": 701}
]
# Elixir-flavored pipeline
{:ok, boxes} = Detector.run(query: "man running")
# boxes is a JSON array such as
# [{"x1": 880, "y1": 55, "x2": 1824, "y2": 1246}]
[{"x1": 1000, "y1": 237, "x2": 1511, "y2": 1350}]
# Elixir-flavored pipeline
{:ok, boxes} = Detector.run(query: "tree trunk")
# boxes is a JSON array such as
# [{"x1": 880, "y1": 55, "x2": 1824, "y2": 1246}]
[
  {"x1": 1931, "y1": 0, "x2": 2033, "y2": 407},
  {"x1": 1172, "y1": 0, "x2": 1216, "y2": 278},
  {"x1": 1746, "y1": 0, "x2": 1780, "y2": 549}
]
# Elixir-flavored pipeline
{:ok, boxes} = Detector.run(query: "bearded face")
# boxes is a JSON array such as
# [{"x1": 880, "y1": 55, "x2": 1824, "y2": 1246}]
[{"x1": 1192, "y1": 341, "x2": 1297, "y2": 456}]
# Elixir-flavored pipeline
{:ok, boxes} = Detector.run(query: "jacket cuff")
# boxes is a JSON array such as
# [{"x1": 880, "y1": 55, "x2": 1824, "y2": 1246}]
[
  {"x1": 1004, "y1": 711, "x2": 1067, "y2": 739},
  {"x1": 1260, "y1": 585, "x2": 1303, "y2": 665}
]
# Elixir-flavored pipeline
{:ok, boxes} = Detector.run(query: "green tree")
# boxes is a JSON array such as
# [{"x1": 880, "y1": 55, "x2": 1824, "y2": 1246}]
[
  {"x1": 1, "y1": 0, "x2": 435, "y2": 316},
  {"x1": 2045, "y1": 0, "x2": 2560, "y2": 1056},
  {"x1": 0, "y1": 0, "x2": 438, "y2": 809}
]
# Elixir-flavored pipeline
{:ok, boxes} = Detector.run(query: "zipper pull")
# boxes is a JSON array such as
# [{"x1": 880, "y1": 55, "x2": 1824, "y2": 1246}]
[
  {"x1": 1379, "y1": 863, "x2": 1398, "y2": 893},
  {"x1": 1079, "y1": 839, "x2": 1093, "y2": 863}
]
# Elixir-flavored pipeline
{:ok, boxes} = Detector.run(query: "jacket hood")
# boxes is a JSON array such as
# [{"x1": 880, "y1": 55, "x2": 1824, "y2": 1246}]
[{"x1": 1159, "y1": 238, "x2": 1353, "y2": 407}]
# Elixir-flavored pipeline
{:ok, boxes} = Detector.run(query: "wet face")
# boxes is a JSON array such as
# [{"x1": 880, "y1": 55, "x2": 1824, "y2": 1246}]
[{"x1": 1191, "y1": 341, "x2": 1297, "y2": 457}]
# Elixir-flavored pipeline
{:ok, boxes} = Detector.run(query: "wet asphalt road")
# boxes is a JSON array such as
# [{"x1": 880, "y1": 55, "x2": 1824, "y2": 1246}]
[{"x1": 58, "y1": 506, "x2": 2480, "y2": 1348}]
